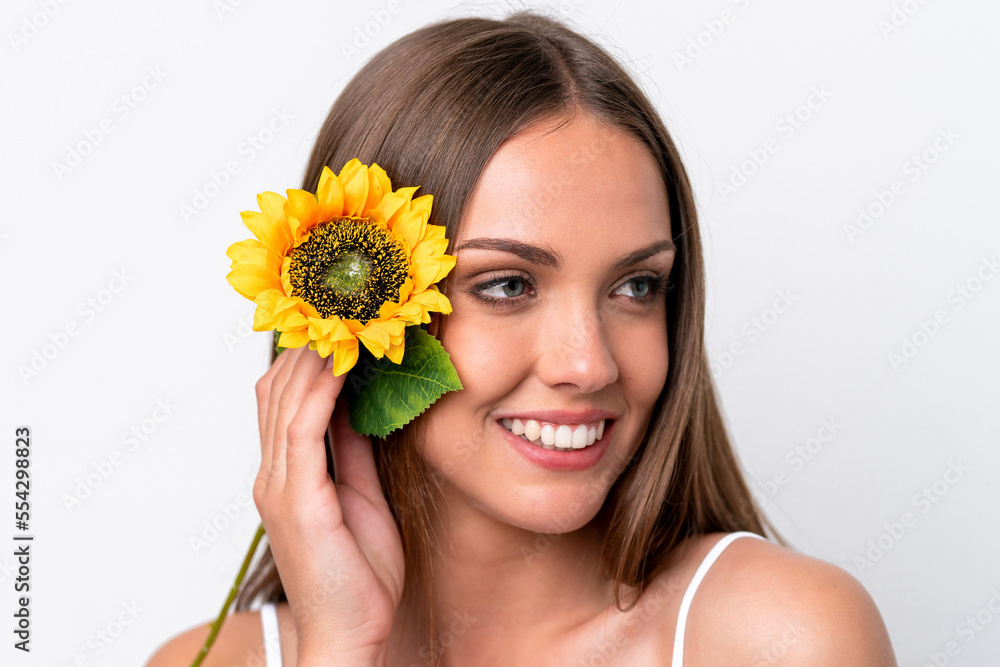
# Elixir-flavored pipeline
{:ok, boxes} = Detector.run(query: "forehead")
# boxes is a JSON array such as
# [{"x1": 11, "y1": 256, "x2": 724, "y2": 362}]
[{"x1": 457, "y1": 114, "x2": 671, "y2": 248}]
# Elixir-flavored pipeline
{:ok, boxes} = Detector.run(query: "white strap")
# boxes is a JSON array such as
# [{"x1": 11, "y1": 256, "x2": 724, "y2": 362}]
[
  {"x1": 671, "y1": 532, "x2": 766, "y2": 666},
  {"x1": 260, "y1": 601, "x2": 283, "y2": 667}
]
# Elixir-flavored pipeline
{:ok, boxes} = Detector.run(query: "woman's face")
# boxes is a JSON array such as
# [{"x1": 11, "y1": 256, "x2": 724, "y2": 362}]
[{"x1": 420, "y1": 112, "x2": 674, "y2": 534}]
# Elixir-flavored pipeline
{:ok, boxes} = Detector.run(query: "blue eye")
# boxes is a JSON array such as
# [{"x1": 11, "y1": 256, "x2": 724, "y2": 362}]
[
  {"x1": 471, "y1": 271, "x2": 672, "y2": 309},
  {"x1": 625, "y1": 277, "x2": 651, "y2": 298},
  {"x1": 480, "y1": 276, "x2": 527, "y2": 298},
  {"x1": 475, "y1": 274, "x2": 531, "y2": 304}
]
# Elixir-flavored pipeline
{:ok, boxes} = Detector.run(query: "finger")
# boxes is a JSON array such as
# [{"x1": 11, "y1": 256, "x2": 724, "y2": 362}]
[
  {"x1": 284, "y1": 358, "x2": 347, "y2": 493},
  {"x1": 269, "y1": 347, "x2": 328, "y2": 486},
  {"x1": 262, "y1": 346, "x2": 298, "y2": 470},
  {"x1": 256, "y1": 344, "x2": 295, "y2": 485},
  {"x1": 328, "y1": 398, "x2": 384, "y2": 507}
]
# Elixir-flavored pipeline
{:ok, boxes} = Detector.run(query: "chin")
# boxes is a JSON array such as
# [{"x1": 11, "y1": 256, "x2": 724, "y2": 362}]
[{"x1": 469, "y1": 477, "x2": 613, "y2": 536}]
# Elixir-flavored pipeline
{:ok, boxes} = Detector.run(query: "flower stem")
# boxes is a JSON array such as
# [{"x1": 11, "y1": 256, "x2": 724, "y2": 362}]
[{"x1": 190, "y1": 522, "x2": 266, "y2": 667}]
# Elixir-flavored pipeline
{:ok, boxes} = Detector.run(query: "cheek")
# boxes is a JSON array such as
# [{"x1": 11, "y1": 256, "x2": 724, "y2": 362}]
[
  {"x1": 614, "y1": 317, "x2": 669, "y2": 406},
  {"x1": 417, "y1": 311, "x2": 530, "y2": 464},
  {"x1": 439, "y1": 310, "x2": 533, "y2": 397}
]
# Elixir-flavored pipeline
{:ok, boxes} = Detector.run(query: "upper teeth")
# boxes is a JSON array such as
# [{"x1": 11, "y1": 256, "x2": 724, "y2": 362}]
[{"x1": 500, "y1": 418, "x2": 605, "y2": 450}]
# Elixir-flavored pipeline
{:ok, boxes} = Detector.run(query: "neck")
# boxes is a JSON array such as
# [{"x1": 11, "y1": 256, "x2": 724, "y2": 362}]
[{"x1": 389, "y1": 485, "x2": 617, "y2": 663}]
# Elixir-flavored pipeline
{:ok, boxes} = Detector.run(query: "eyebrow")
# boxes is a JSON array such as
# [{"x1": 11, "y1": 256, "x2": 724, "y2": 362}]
[{"x1": 455, "y1": 237, "x2": 676, "y2": 270}]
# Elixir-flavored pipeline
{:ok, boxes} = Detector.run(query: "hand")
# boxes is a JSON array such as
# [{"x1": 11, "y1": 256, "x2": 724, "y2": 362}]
[{"x1": 253, "y1": 345, "x2": 404, "y2": 662}]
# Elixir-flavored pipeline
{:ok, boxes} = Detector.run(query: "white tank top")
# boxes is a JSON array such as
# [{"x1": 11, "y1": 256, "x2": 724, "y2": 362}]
[{"x1": 258, "y1": 531, "x2": 766, "y2": 666}]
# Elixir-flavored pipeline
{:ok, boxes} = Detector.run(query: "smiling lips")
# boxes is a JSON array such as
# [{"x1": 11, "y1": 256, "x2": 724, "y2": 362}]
[{"x1": 500, "y1": 418, "x2": 606, "y2": 451}]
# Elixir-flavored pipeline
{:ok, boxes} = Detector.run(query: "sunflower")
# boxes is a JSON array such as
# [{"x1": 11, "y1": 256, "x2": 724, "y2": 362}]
[{"x1": 226, "y1": 159, "x2": 456, "y2": 376}]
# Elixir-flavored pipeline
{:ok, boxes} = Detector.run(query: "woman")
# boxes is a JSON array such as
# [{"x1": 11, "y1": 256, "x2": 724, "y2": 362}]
[{"x1": 149, "y1": 11, "x2": 897, "y2": 666}]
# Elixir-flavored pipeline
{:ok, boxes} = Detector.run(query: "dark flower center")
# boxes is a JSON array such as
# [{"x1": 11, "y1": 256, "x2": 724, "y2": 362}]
[{"x1": 288, "y1": 218, "x2": 409, "y2": 324}]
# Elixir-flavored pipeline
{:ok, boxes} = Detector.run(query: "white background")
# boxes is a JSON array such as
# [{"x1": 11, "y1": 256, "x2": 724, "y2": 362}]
[{"x1": 2, "y1": 0, "x2": 998, "y2": 665}]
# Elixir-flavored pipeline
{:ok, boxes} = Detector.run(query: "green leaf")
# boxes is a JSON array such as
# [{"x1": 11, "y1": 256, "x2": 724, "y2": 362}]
[{"x1": 345, "y1": 326, "x2": 463, "y2": 438}]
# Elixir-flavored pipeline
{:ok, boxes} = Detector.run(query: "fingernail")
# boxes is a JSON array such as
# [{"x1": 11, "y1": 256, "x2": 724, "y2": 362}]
[{"x1": 325, "y1": 355, "x2": 335, "y2": 370}]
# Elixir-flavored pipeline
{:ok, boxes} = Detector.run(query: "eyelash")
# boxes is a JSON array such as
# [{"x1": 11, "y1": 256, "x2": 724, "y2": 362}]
[{"x1": 470, "y1": 272, "x2": 675, "y2": 309}]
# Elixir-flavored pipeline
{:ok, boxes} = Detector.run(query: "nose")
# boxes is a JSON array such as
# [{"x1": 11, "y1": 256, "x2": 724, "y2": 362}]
[{"x1": 535, "y1": 299, "x2": 618, "y2": 393}]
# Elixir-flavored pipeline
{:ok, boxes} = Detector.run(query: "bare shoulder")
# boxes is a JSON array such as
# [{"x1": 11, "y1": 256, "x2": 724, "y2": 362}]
[
  {"x1": 663, "y1": 533, "x2": 898, "y2": 666},
  {"x1": 145, "y1": 605, "x2": 279, "y2": 667}
]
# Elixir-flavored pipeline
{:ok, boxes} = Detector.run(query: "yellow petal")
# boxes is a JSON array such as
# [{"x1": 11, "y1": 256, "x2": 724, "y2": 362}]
[
  {"x1": 366, "y1": 164, "x2": 392, "y2": 212},
  {"x1": 381, "y1": 319, "x2": 407, "y2": 337},
  {"x1": 410, "y1": 288, "x2": 453, "y2": 315},
  {"x1": 308, "y1": 315, "x2": 353, "y2": 342},
  {"x1": 285, "y1": 189, "x2": 319, "y2": 240},
  {"x1": 432, "y1": 254, "x2": 457, "y2": 282},
  {"x1": 313, "y1": 337, "x2": 334, "y2": 357},
  {"x1": 331, "y1": 340, "x2": 359, "y2": 376},
  {"x1": 376, "y1": 192, "x2": 409, "y2": 227},
  {"x1": 398, "y1": 277, "x2": 414, "y2": 304},
  {"x1": 383, "y1": 186, "x2": 418, "y2": 224},
  {"x1": 253, "y1": 304, "x2": 278, "y2": 331},
  {"x1": 338, "y1": 158, "x2": 363, "y2": 179},
  {"x1": 378, "y1": 298, "x2": 400, "y2": 320},
  {"x1": 410, "y1": 238, "x2": 449, "y2": 261},
  {"x1": 271, "y1": 292, "x2": 301, "y2": 317},
  {"x1": 226, "y1": 238, "x2": 266, "y2": 263},
  {"x1": 393, "y1": 210, "x2": 425, "y2": 252},
  {"x1": 280, "y1": 255, "x2": 293, "y2": 296},
  {"x1": 367, "y1": 209, "x2": 388, "y2": 230},
  {"x1": 227, "y1": 238, "x2": 283, "y2": 275},
  {"x1": 241, "y1": 211, "x2": 292, "y2": 257},
  {"x1": 421, "y1": 224, "x2": 447, "y2": 242},
  {"x1": 297, "y1": 298, "x2": 320, "y2": 320},
  {"x1": 253, "y1": 290, "x2": 278, "y2": 331},
  {"x1": 390, "y1": 301, "x2": 425, "y2": 325},
  {"x1": 274, "y1": 309, "x2": 309, "y2": 330},
  {"x1": 411, "y1": 258, "x2": 444, "y2": 293},
  {"x1": 410, "y1": 193, "x2": 433, "y2": 217},
  {"x1": 316, "y1": 166, "x2": 345, "y2": 220},
  {"x1": 257, "y1": 191, "x2": 289, "y2": 223},
  {"x1": 340, "y1": 161, "x2": 369, "y2": 217},
  {"x1": 384, "y1": 339, "x2": 405, "y2": 365},
  {"x1": 278, "y1": 329, "x2": 310, "y2": 348},
  {"x1": 253, "y1": 288, "x2": 282, "y2": 309},
  {"x1": 227, "y1": 264, "x2": 282, "y2": 300},
  {"x1": 356, "y1": 323, "x2": 390, "y2": 356}
]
